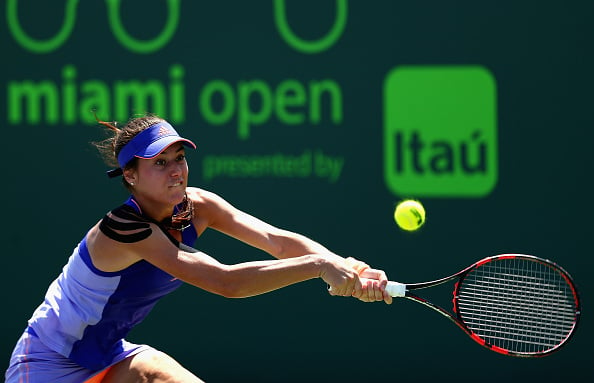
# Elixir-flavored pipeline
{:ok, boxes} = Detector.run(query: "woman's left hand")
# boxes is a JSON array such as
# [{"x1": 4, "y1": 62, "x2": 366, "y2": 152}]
[{"x1": 346, "y1": 259, "x2": 392, "y2": 304}]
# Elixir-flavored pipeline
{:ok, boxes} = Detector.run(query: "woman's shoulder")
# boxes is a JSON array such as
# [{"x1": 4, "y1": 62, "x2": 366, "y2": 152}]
[
  {"x1": 186, "y1": 187, "x2": 224, "y2": 206},
  {"x1": 186, "y1": 187, "x2": 238, "y2": 230}
]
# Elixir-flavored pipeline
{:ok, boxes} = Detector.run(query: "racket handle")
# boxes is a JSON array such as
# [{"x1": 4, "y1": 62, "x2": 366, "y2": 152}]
[{"x1": 327, "y1": 280, "x2": 406, "y2": 297}]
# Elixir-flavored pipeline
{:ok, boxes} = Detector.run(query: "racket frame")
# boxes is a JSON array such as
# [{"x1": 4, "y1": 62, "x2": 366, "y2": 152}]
[{"x1": 388, "y1": 254, "x2": 581, "y2": 357}]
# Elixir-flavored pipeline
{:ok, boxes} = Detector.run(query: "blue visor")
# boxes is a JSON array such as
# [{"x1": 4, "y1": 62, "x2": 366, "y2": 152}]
[
  {"x1": 117, "y1": 121, "x2": 196, "y2": 168},
  {"x1": 107, "y1": 121, "x2": 196, "y2": 178}
]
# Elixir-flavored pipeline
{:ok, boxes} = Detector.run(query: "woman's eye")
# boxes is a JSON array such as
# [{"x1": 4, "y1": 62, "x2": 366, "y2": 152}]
[
  {"x1": 155, "y1": 159, "x2": 166, "y2": 166},
  {"x1": 176, "y1": 154, "x2": 186, "y2": 162}
]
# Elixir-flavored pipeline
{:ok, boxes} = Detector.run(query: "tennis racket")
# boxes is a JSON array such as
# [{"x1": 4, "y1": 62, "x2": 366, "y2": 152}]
[{"x1": 359, "y1": 254, "x2": 581, "y2": 357}]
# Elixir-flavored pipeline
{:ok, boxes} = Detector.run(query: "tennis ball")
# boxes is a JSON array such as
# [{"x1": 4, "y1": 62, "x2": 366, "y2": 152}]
[{"x1": 394, "y1": 200, "x2": 426, "y2": 231}]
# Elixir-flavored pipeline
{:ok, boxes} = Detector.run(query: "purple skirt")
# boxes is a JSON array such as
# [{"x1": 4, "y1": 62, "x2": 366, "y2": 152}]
[{"x1": 5, "y1": 329, "x2": 152, "y2": 383}]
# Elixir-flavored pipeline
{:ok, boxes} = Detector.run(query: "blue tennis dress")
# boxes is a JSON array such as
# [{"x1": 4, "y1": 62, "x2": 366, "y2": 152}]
[{"x1": 5, "y1": 197, "x2": 197, "y2": 382}]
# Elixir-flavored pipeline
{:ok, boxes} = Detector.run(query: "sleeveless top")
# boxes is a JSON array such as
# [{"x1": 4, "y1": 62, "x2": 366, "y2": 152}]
[{"x1": 27, "y1": 196, "x2": 197, "y2": 370}]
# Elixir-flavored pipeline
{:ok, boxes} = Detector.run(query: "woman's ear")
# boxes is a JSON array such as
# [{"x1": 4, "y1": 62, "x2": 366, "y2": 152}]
[{"x1": 123, "y1": 169, "x2": 137, "y2": 186}]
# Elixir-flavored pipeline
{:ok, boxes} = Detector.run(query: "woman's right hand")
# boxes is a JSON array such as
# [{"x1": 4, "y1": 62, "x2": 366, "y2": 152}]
[{"x1": 318, "y1": 254, "x2": 362, "y2": 297}]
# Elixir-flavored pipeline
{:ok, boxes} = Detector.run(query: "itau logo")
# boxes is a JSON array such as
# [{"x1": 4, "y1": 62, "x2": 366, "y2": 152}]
[{"x1": 383, "y1": 66, "x2": 498, "y2": 198}]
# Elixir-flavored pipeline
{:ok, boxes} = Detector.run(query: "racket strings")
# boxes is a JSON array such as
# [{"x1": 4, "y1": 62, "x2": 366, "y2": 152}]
[
  {"x1": 456, "y1": 258, "x2": 578, "y2": 354},
  {"x1": 460, "y1": 281, "x2": 576, "y2": 320}
]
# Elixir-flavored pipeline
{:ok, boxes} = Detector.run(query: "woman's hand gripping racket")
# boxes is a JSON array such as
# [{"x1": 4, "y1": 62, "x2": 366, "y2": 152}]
[{"x1": 347, "y1": 254, "x2": 581, "y2": 357}]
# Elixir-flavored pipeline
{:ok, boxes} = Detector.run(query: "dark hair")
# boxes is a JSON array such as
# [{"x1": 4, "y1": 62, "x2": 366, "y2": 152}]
[{"x1": 93, "y1": 113, "x2": 165, "y2": 189}]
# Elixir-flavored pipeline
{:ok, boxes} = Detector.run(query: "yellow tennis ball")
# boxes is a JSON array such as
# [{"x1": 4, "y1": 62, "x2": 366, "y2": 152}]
[{"x1": 394, "y1": 200, "x2": 426, "y2": 231}]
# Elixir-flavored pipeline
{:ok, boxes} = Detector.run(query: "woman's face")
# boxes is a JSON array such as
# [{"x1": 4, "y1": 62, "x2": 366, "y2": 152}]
[{"x1": 125, "y1": 142, "x2": 189, "y2": 209}]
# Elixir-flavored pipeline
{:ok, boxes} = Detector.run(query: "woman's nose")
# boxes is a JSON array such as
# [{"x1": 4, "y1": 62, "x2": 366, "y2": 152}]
[{"x1": 169, "y1": 162, "x2": 182, "y2": 176}]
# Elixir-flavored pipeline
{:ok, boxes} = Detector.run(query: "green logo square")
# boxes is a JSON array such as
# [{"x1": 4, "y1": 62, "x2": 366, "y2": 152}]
[{"x1": 383, "y1": 66, "x2": 498, "y2": 198}]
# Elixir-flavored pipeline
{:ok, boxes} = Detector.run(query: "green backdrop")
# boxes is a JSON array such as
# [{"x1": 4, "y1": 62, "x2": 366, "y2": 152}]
[{"x1": 1, "y1": 1, "x2": 592, "y2": 382}]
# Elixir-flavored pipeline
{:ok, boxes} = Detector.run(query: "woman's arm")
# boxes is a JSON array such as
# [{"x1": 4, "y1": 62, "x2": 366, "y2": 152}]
[
  {"x1": 89, "y1": 220, "x2": 362, "y2": 298},
  {"x1": 188, "y1": 188, "x2": 392, "y2": 303},
  {"x1": 168, "y1": 248, "x2": 362, "y2": 298},
  {"x1": 189, "y1": 188, "x2": 356, "y2": 259}
]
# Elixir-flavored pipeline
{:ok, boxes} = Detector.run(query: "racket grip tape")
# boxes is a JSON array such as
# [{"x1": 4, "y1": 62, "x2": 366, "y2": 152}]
[{"x1": 385, "y1": 281, "x2": 406, "y2": 297}]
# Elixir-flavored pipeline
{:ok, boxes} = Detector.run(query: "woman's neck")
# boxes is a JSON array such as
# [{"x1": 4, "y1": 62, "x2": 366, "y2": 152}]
[{"x1": 129, "y1": 194, "x2": 175, "y2": 223}]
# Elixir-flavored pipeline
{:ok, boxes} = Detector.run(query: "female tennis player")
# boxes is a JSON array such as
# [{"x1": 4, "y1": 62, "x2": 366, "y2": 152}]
[{"x1": 5, "y1": 114, "x2": 392, "y2": 383}]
